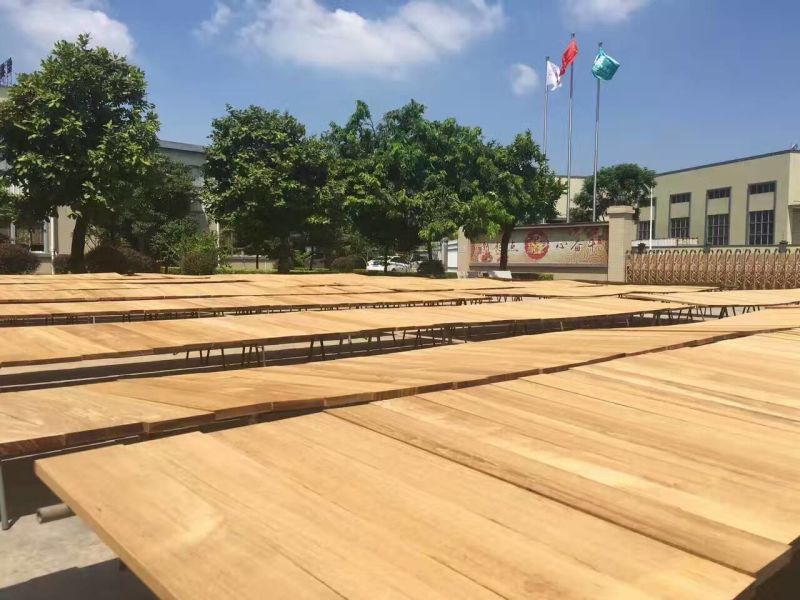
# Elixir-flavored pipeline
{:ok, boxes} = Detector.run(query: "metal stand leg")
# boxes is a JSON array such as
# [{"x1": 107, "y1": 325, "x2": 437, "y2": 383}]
[{"x1": 1, "y1": 462, "x2": 10, "y2": 531}]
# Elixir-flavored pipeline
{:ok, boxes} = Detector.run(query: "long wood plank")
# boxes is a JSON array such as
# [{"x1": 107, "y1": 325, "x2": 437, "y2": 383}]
[
  {"x1": 0, "y1": 291, "x2": 492, "y2": 324},
  {"x1": 625, "y1": 289, "x2": 800, "y2": 307},
  {"x1": 4, "y1": 311, "x2": 800, "y2": 459},
  {"x1": 331, "y1": 400, "x2": 790, "y2": 579},
  {"x1": 0, "y1": 296, "x2": 684, "y2": 367},
  {"x1": 36, "y1": 419, "x2": 754, "y2": 599}
]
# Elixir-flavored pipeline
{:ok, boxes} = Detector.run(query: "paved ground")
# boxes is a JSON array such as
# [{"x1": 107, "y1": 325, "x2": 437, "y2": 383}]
[{"x1": 0, "y1": 514, "x2": 154, "y2": 600}]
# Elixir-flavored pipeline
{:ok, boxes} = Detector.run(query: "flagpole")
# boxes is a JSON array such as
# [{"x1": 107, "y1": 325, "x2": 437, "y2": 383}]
[
  {"x1": 566, "y1": 33, "x2": 575, "y2": 223},
  {"x1": 592, "y1": 41, "x2": 602, "y2": 222},
  {"x1": 543, "y1": 55, "x2": 549, "y2": 156},
  {"x1": 649, "y1": 184, "x2": 654, "y2": 250}
]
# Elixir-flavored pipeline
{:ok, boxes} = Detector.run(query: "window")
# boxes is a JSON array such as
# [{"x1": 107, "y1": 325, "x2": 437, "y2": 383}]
[
  {"x1": 706, "y1": 214, "x2": 729, "y2": 246},
  {"x1": 670, "y1": 217, "x2": 690, "y2": 239},
  {"x1": 706, "y1": 187, "x2": 730, "y2": 199},
  {"x1": 749, "y1": 181, "x2": 776, "y2": 195},
  {"x1": 748, "y1": 210, "x2": 774, "y2": 245},
  {"x1": 0, "y1": 219, "x2": 10, "y2": 243},
  {"x1": 13, "y1": 223, "x2": 45, "y2": 252},
  {"x1": 670, "y1": 192, "x2": 690, "y2": 204},
  {"x1": 637, "y1": 220, "x2": 653, "y2": 241}
]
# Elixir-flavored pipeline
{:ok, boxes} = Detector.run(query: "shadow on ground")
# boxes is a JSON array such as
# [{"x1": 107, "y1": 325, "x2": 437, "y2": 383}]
[{"x1": 0, "y1": 560, "x2": 155, "y2": 600}]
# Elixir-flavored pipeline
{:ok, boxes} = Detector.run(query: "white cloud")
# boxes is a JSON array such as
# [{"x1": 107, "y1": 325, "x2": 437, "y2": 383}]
[
  {"x1": 194, "y1": 2, "x2": 232, "y2": 40},
  {"x1": 198, "y1": 0, "x2": 505, "y2": 77},
  {"x1": 563, "y1": 0, "x2": 648, "y2": 25},
  {"x1": 510, "y1": 63, "x2": 538, "y2": 96},
  {"x1": 0, "y1": 0, "x2": 134, "y2": 60}
]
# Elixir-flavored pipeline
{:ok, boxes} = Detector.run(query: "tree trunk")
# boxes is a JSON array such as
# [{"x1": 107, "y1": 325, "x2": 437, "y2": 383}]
[
  {"x1": 277, "y1": 236, "x2": 292, "y2": 273},
  {"x1": 499, "y1": 225, "x2": 514, "y2": 271},
  {"x1": 255, "y1": 254, "x2": 260, "y2": 270},
  {"x1": 427, "y1": 238, "x2": 433, "y2": 262},
  {"x1": 383, "y1": 246, "x2": 389, "y2": 273},
  {"x1": 68, "y1": 216, "x2": 89, "y2": 273}
]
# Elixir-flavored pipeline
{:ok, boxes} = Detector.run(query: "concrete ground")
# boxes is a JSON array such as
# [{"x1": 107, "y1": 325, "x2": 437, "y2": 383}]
[{"x1": 0, "y1": 514, "x2": 154, "y2": 600}]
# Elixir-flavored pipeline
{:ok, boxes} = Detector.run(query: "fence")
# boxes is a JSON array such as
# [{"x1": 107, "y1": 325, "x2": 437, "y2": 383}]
[{"x1": 626, "y1": 247, "x2": 800, "y2": 289}]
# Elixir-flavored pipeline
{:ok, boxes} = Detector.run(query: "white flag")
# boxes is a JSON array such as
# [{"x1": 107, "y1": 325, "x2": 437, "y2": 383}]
[{"x1": 546, "y1": 60, "x2": 562, "y2": 91}]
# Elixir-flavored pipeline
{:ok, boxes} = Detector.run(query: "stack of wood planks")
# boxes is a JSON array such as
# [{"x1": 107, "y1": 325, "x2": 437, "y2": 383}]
[
  {"x1": 36, "y1": 320, "x2": 800, "y2": 598},
  {"x1": 4, "y1": 308, "x2": 800, "y2": 461},
  {"x1": 0, "y1": 291, "x2": 491, "y2": 325},
  {"x1": 625, "y1": 288, "x2": 800, "y2": 308},
  {"x1": 0, "y1": 297, "x2": 688, "y2": 367}
]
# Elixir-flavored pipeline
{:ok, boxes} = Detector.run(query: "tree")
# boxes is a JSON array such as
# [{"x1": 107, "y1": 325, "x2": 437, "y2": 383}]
[
  {"x1": 325, "y1": 101, "x2": 421, "y2": 271},
  {"x1": 203, "y1": 105, "x2": 331, "y2": 273},
  {"x1": 461, "y1": 132, "x2": 564, "y2": 270},
  {"x1": 95, "y1": 155, "x2": 200, "y2": 253},
  {"x1": 0, "y1": 34, "x2": 160, "y2": 272},
  {"x1": 327, "y1": 100, "x2": 487, "y2": 269},
  {"x1": 571, "y1": 163, "x2": 656, "y2": 221},
  {"x1": 150, "y1": 217, "x2": 201, "y2": 271}
]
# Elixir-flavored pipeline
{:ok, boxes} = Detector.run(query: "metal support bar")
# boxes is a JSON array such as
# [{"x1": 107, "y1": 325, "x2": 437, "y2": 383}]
[{"x1": 0, "y1": 463, "x2": 9, "y2": 530}]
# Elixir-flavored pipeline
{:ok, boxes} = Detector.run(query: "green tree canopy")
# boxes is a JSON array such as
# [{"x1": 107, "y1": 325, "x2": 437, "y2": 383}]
[
  {"x1": 571, "y1": 163, "x2": 656, "y2": 221},
  {"x1": 325, "y1": 100, "x2": 420, "y2": 269},
  {"x1": 0, "y1": 34, "x2": 160, "y2": 271},
  {"x1": 202, "y1": 105, "x2": 331, "y2": 273},
  {"x1": 326, "y1": 99, "x2": 490, "y2": 267},
  {"x1": 462, "y1": 132, "x2": 564, "y2": 270},
  {"x1": 94, "y1": 155, "x2": 200, "y2": 253}
]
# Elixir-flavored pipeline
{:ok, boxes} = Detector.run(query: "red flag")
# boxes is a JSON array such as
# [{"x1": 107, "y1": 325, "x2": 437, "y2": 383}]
[{"x1": 559, "y1": 39, "x2": 578, "y2": 76}]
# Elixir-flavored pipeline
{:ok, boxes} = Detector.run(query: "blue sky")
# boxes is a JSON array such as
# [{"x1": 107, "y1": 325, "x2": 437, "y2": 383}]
[{"x1": 2, "y1": 1, "x2": 800, "y2": 174}]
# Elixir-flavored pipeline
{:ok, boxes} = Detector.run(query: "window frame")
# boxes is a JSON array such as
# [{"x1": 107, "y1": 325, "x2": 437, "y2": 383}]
[
  {"x1": 747, "y1": 209, "x2": 774, "y2": 245},
  {"x1": 669, "y1": 216, "x2": 690, "y2": 239},
  {"x1": 705, "y1": 213, "x2": 730, "y2": 246},
  {"x1": 669, "y1": 192, "x2": 690, "y2": 204},
  {"x1": 706, "y1": 187, "x2": 731, "y2": 200}
]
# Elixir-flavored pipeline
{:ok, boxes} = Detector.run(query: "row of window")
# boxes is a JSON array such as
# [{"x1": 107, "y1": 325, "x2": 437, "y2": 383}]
[
  {"x1": 662, "y1": 181, "x2": 777, "y2": 206},
  {"x1": 637, "y1": 210, "x2": 775, "y2": 245}
]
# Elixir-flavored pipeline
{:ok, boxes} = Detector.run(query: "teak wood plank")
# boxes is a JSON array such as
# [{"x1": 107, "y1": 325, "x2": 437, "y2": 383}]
[
  {"x1": 330, "y1": 401, "x2": 791, "y2": 578},
  {"x1": 213, "y1": 416, "x2": 752, "y2": 599}
]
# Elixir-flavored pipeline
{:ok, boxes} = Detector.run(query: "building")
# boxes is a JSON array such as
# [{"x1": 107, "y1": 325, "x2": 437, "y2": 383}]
[
  {"x1": 637, "y1": 149, "x2": 800, "y2": 247},
  {"x1": 549, "y1": 149, "x2": 800, "y2": 247},
  {"x1": 0, "y1": 137, "x2": 207, "y2": 272}
]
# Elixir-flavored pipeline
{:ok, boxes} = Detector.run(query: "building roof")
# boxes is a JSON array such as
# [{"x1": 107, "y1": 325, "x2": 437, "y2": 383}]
[
  {"x1": 657, "y1": 148, "x2": 800, "y2": 177},
  {"x1": 158, "y1": 138, "x2": 205, "y2": 154}
]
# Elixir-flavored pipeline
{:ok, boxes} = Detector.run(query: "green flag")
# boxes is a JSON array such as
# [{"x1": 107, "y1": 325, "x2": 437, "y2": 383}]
[{"x1": 592, "y1": 48, "x2": 619, "y2": 81}]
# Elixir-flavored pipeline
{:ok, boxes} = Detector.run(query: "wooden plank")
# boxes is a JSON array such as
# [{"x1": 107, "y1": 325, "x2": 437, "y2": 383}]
[
  {"x1": 0, "y1": 387, "x2": 211, "y2": 458},
  {"x1": 330, "y1": 400, "x2": 791, "y2": 578},
  {"x1": 37, "y1": 435, "x2": 505, "y2": 599},
  {"x1": 35, "y1": 443, "x2": 345, "y2": 600},
  {"x1": 214, "y1": 414, "x2": 753, "y2": 599}
]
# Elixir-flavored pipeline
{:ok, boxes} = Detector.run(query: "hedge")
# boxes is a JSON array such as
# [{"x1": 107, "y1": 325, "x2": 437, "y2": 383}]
[{"x1": 0, "y1": 243, "x2": 40, "y2": 274}]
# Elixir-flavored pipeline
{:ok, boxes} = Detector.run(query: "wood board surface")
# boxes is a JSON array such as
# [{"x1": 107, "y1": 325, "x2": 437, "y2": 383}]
[
  {"x1": 625, "y1": 288, "x2": 800, "y2": 307},
  {"x1": 0, "y1": 297, "x2": 686, "y2": 367},
  {"x1": 38, "y1": 372, "x2": 800, "y2": 598},
  {"x1": 5, "y1": 309, "x2": 800, "y2": 459},
  {"x1": 0, "y1": 291, "x2": 491, "y2": 322}
]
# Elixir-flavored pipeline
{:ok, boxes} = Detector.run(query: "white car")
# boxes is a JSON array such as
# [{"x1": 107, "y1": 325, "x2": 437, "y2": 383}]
[{"x1": 366, "y1": 256, "x2": 411, "y2": 272}]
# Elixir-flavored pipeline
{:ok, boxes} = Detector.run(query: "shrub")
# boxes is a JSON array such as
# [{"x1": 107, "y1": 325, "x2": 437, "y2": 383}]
[
  {"x1": 53, "y1": 254, "x2": 71, "y2": 274},
  {"x1": 120, "y1": 246, "x2": 158, "y2": 273},
  {"x1": 330, "y1": 255, "x2": 367, "y2": 272},
  {"x1": 181, "y1": 249, "x2": 218, "y2": 275},
  {"x1": 85, "y1": 244, "x2": 158, "y2": 274},
  {"x1": 0, "y1": 243, "x2": 41, "y2": 274},
  {"x1": 416, "y1": 259, "x2": 444, "y2": 275}
]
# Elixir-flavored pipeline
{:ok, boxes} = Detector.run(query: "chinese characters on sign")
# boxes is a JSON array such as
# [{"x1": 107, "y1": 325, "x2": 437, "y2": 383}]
[{"x1": 470, "y1": 225, "x2": 608, "y2": 266}]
